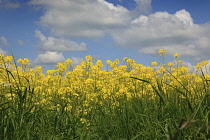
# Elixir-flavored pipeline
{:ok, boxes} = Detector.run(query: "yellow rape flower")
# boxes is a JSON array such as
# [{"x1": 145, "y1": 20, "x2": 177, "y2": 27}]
[
  {"x1": 159, "y1": 49, "x2": 166, "y2": 56},
  {"x1": 173, "y1": 53, "x2": 180, "y2": 59},
  {"x1": 106, "y1": 60, "x2": 111, "y2": 65},
  {"x1": 167, "y1": 62, "x2": 173, "y2": 67},
  {"x1": 0, "y1": 54, "x2": 4, "y2": 59},
  {"x1": 34, "y1": 66, "x2": 42, "y2": 73},
  {"x1": 4, "y1": 56, "x2": 13, "y2": 64},
  {"x1": 177, "y1": 60, "x2": 184, "y2": 64},
  {"x1": 123, "y1": 57, "x2": 128, "y2": 61},
  {"x1": 159, "y1": 66, "x2": 166, "y2": 73},
  {"x1": 114, "y1": 59, "x2": 120, "y2": 65},
  {"x1": 127, "y1": 58, "x2": 135, "y2": 64},
  {"x1": 151, "y1": 61, "x2": 158, "y2": 66},
  {"x1": 96, "y1": 60, "x2": 103, "y2": 68},
  {"x1": 202, "y1": 60, "x2": 208, "y2": 65},
  {"x1": 80, "y1": 118, "x2": 87, "y2": 124},
  {"x1": 23, "y1": 58, "x2": 30, "y2": 65},
  {"x1": 56, "y1": 62, "x2": 67, "y2": 72},
  {"x1": 85, "y1": 55, "x2": 92, "y2": 61},
  {"x1": 65, "y1": 58, "x2": 72, "y2": 65}
]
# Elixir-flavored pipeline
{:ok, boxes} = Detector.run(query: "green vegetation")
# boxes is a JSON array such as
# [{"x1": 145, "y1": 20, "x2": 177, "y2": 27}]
[{"x1": 0, "y1": 50, "x2": 209, "y2": 139}]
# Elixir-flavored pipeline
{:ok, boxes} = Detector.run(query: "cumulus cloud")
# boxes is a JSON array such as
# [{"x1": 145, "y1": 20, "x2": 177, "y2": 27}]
[
  {"x1": 0, "y1": 48, "x2": 7, "y2": 55},
  {"x1": 30, "y1": 0, "x2": 132, "y2": 38},
  {"x1": 34, "y1": 51, "x2": 65, "y2": 65},
  {"x1": 71, "y1": 57, "x2": 84, "y2": 65},
  {"x1": 0, "y1": 36, "x2": 9, "y2": 46},
  {"x1": 35, "y1": 30, "x2": 87, "y2": 52},
  {"x1": 112, "y1": 9, "x2": 210, "y2": 61},
  {"x1": 0, "y1": 36, "x2": 8, "y2": 55},
  {"x1": 30, "y1": 0, "x2": 210, "y2": 61}
]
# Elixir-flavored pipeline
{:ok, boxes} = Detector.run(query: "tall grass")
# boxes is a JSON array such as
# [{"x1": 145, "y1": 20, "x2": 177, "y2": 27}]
[{"x1": 0, "y1": 53, "x2": 209, "y2": 139}]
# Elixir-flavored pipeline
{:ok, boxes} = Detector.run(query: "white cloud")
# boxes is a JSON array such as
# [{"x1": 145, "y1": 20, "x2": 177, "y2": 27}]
[
  {"x1": 71, "y1": 57, "x2": 84, "y2": 65},
  {"x1": 0, "y1": 36, "x2": 9, "y2": 46},
  {"x1": 17, "y1": 40, "x2": 24, "y2": 46},
  {"x1": 34, "y1": 51, "x2": 65, "y2": 65},
  {"x1": 0, "y1": 36, "x2": 8, "y2": 55},
  {"x1": 30, "y1": 0, "x2": 132, "y2": 38},
  {"x1": 30, "y1": 0, "x2": 210, "y2": 61},
  {"x1": 0, "y1": 48, "x2": 7, "y2": 55},
  {"x1": 111, "y1": 9, "x2": 210, "y2": 61},
  {"x1": 175, "y1": 9, "x2": 193, "y2": 26},
  {"x1": 35, "y1": 30, "x2": 87, "y2": 52}
]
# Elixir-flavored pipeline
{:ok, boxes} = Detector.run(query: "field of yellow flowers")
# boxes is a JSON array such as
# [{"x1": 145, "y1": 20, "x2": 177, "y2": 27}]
[{"x1": 0, "y1": 49, "x2": 209, "y2": 139}]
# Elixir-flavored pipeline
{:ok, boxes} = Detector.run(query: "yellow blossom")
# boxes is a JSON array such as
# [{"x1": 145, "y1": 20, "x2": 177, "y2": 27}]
[
  {"x1": 173, "y1": 53, "x2": 180, "y2": 59},
  {"x1": 167, "y1": 62, "x2": 173, "y2": 67},
  {"x1": 65, "y1": 58, "x2": 72, "y2": 65},
  {"x1": 85, "y1": 55, "x2": 92, "y2": 61},
  {"x1": 159, "y1": 49, "x2": 166, "y2": 56},
  {"x1": 177, "y1": 60, "x2": 184, "y2": 64},
  {"x1": 96, "y1": 60, "x2": 103, "y2": 68},
  {"x1": 202, "y1": 60, "x2": 208, "y2": 65},
  {"x1": 151, "y1": 61, "x2": 158, "y2": 66},
  {"x1": 4, "y1": 56, "x2": 13, "y2": 64}
]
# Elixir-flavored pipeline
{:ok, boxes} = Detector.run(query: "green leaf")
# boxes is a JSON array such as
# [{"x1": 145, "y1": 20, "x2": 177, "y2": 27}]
[
  {"x1": 130, "y1": 77, "x2": 150, "y2": 84},
  {"x1": 130, "y1": 77, "x2": 165, "y2": 103}
]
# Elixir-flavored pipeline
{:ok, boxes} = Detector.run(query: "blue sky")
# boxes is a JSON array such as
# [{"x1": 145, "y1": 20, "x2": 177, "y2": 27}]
[{"x1": 1, "y1": 0, "x2": 210, "y2": 71}]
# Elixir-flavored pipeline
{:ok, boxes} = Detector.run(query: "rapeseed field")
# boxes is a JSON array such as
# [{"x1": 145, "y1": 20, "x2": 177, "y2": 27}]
[{"x1": 0, "y1": 49, "x2": 209, "y2": 139}]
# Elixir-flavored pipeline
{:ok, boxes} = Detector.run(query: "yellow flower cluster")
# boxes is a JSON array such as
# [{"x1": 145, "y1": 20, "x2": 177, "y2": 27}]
[
  {"x1": 0, "y1": 50, "x2": 209, "y2": 112},
  {"x1": 159, "y1": 49, "x2": 166, "y2": 56}
]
